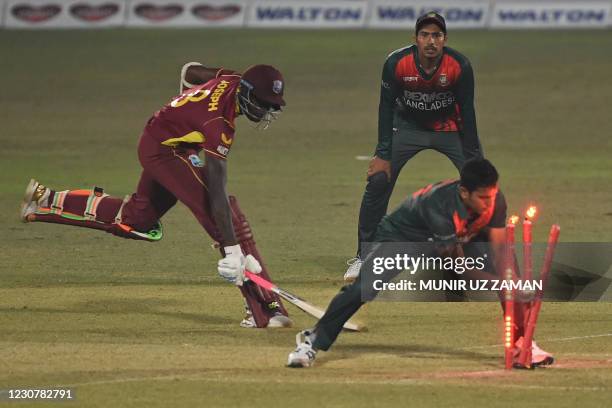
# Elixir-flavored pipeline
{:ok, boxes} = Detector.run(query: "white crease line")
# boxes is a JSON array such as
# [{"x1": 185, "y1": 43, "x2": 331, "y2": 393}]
[
  {"x1": 57, "y1": 372, "x2": 610, "y2": 392},
  {"x1": 460, "y1": 333, "x2": 612, "y2": 350}
]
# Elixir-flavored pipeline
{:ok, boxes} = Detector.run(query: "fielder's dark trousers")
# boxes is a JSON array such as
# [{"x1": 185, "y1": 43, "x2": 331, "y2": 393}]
[
  {"x1": 313, "y1": 243, "x2": 404, "y2": 351},
  {"x1": 312, "y1": 241, "x2": 527, "y2": 351},
  {"x1": 357, "y1": 119, "x2": 465, "y2": 250}
]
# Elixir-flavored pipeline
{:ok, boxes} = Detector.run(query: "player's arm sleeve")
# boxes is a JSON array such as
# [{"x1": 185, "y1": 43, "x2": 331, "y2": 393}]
[
  {"x1": 488, "y1": 190, "x2": 508, "y2": 228},
  {"x1": 455, "y1": 60, "x2": 483, "y2": 160},
  {"x1": 205, "y1": 155, "x2": 237, "y2": 246},
  {"x1": 200, "y1": 118, "x2": 234, "y2": 159},
  {"x1": 375, "y1": 58, "x2": 399, "y2": 161},
  {"x1": 421, "y1": 200, "x2": 458, "y2": 255},
  {"x1": 180, "y1": 63, "x2": 239, "y2": 93}
]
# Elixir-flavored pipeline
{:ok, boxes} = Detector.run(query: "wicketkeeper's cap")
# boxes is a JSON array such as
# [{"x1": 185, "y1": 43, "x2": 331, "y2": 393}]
[
  {"x1": 241, "y1": 64, "x2": 286, "y2": 107},
  {"x1": 415, "y1": 12, "x2": 447, "y2": 34}
]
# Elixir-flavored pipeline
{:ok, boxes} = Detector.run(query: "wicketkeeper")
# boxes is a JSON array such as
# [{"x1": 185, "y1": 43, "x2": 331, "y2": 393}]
[
  {"x1": 288, "y1": 159, "x2": 554, "y2": 367},
  {"x1": 20, "y1": 63, "x2": 292, "y2": 329}
]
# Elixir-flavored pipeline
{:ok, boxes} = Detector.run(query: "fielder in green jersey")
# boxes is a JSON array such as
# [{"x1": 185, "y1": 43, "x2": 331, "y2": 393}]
[{"x1": 288, "y1": 159, "x2": 555, "y2": 368}]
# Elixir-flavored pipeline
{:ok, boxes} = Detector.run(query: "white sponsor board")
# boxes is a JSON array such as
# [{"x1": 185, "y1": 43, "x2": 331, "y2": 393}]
[
  {"x1": 368, "y1": 0, "x2": 490, "y2": 29},
  {"x1": 491, "y1": 1, "x2": 612, "y2": 28},
  {"x1": 127, "y1": 0, "x2": 246, "y2": 27},
  {"x1": 247, "y1": 0, "x2": 368, "y2": 28},
  {"x1": 5, "y1": 0, "x2": 125, "y2": 29}
]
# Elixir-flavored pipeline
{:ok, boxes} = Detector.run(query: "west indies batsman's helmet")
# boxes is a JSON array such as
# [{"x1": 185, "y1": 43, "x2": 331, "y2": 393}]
[{"x1": 238, "y1": 64, "x2": 285, "y2": 128}]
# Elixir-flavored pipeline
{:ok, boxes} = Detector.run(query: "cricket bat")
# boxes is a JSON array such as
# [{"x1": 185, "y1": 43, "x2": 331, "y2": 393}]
[{"x1": 245, "y1": 271, "x2": 365, "y2": 332}]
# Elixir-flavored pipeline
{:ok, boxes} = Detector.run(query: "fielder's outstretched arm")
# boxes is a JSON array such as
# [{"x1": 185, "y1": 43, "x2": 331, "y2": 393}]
[{"x1": 206, "y1": 154, "x2": 237, "y2": 246}]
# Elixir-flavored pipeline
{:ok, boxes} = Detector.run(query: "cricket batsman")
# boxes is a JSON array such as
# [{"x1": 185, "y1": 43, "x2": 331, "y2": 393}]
[
  {"x1": 20, "y1": 63, "x2": 292, "y2": 329},
  {"x1": 287, "y1": 159, "x2": 554, "y2": 367},
  {"x1": 346, "y1": 12, "x2": 483, "y2": 281}
]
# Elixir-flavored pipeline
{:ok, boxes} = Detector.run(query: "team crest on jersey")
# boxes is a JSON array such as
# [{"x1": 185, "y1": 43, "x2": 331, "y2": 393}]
[
  {"x1": 438, "y1": 74, "x2": 448, "y2": 87},
  {"x1": 272, "y1": 80, "x2": 283, "y2": 95},
  {"x1": 188, "y1": 154, "x2": 204, "y2": 168}
]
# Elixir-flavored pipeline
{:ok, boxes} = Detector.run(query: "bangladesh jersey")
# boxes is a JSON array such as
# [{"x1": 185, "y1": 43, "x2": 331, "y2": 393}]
[
  {"x1": 145, "y1": 74, "x2": 241, "y2": 159},
  {"x1": 375, "y1": 179, "x2": 506, "y2": 243},
  {"x1": 376, "y1": 45, "x2": 480, "y2": 160}
]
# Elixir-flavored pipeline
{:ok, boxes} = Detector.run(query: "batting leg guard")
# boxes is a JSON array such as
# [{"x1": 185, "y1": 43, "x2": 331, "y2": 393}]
[
  {"x1": 29, "y1": 187, "x2": 163, "y2": 242},
  {"x1": 229, "y1": 195, "x2": 289, "y2": 328}
]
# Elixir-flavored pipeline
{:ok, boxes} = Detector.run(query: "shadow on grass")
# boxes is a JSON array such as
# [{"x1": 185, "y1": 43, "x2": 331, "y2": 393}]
[
  {"x1": 0, "y1": 296, "x2": 234, "y2": 326},
  {"x1": 325, "y1": 343, "x2": 500, "y2": 367}
]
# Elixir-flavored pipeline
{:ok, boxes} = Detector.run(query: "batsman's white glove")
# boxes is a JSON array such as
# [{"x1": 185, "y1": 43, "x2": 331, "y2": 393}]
[{"x1": 217, "y1": 245, "x2": 262, "y2": 286}]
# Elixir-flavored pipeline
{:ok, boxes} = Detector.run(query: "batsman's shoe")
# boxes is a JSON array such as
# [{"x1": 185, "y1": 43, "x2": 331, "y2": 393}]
[
  {"x1": 267, "y1": 312, "x2": 293, "y2": 328},
  {"x1": 20, "y1": 179, "x2": 50, "y2": 222},
  {"x1": 239, "y1": 308, "x2": 257, "y2": 328},
  {"x1": 514, "y1": 337, "x2": 555, "y2": 368},
  {"x1": 343, "y1": 257, "x2": 362, "y2": 282},
  {"x1": 531, "y1": 340, "x2": 554, "y2": 367},
  {"x1": 287, "y1": 330, "x2": 317, "y2": 368}
]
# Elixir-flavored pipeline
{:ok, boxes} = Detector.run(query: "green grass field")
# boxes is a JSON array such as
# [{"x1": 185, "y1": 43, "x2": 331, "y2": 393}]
[{"x1": 1, "y1": 29, "x2": 611, "y2": 407}]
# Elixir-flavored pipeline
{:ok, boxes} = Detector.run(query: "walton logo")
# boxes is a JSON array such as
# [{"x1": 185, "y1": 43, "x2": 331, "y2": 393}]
[{"x1": 256, "y1": 6, "x2": 362, "y2": 21}]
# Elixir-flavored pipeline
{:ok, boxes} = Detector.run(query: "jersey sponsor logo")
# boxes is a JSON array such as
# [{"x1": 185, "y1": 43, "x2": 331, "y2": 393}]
[
  {"x1": 221, "y1": 133, "x2": 233, "y2": 145},
  {"x1": 217, "y1": 145, "x2": 229, "y2": 156},
  {"x1": 188, "y1": 154, "x2": 204, "y2": 168},
  {"x1": 208, "y1": 80, "x2": 230, "y2": 112},
  {"x1": 70, "y1": 4, "x2": 120, "y2": 22},
  {"x1": 11, "y1": 5, "x2": 61, "y2": 22},
  {"x1": 402, "y1": 91, "x2": 455, "y2": 112},
  {"x1": 382, "y1": 80, "x2": 390, "y2": 89},
  {"x1": 403, "y1": 76, "x2": 419, "y2": 82}
]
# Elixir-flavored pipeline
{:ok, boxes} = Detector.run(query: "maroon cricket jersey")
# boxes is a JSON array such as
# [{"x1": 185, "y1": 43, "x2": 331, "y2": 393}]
[{"x1": 145, "y1": 74, "x2": 241, "y2": 159}]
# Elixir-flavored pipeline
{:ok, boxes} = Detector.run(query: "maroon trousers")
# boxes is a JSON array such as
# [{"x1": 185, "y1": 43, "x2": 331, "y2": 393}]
[{"x1": 34, "y1": 132, "x2": 287, "y2": 327}]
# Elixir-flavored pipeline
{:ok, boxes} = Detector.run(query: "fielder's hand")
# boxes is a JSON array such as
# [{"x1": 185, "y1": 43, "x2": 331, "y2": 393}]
[
  {"x1": 217, "y1": 245, "x2": 262, "y2": 286},
  {"x1": 367, "y1": 156, "x2": 391, "y2": 181}
]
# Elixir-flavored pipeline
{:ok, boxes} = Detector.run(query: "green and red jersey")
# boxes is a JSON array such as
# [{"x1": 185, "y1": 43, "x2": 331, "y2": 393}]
[
  {"x1": 145, "y1": 75, "x2": 241, "y2": 159},
  {"x1": 375, "y1": 180, "x2": 506, "y2": 243},
  {"x1": 377, "y1": 45, "x2": 480, "y2": 160}
]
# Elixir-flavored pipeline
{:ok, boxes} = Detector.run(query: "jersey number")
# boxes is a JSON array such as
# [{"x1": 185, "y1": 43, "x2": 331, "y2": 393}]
[{"x1": 171, "y1": 89, "x2": 211, "y2": 108}]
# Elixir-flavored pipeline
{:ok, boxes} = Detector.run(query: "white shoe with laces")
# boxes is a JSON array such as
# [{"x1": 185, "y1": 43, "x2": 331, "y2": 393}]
[
  {"x1": 240, "y1": 308, "x2": 293, "y2": 328},
  {"x1": 343, "y1": 257, "x2": 362, "y2": 282},
  {"x1": 287, "y1": 330, "x2": 317, "y2": 368}
]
